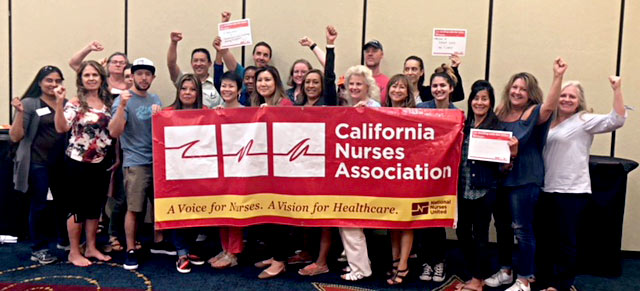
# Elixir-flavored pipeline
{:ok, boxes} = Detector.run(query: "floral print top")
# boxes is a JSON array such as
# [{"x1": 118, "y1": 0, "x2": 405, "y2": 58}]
[{"x1": 63, "y1": 100, "x2": 112, "y2": 163}]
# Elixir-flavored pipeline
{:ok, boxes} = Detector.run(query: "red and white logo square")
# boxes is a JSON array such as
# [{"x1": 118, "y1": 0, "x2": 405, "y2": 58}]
[
  {"x1": 272, "y1": 122, "x2": 325, "y2": 177},
  {"x1": 221, "y1": 122, "x2": 268, "y2": 177},
  {"x1": 164, "y1": 125, "x2": 218, "y2": 180}
]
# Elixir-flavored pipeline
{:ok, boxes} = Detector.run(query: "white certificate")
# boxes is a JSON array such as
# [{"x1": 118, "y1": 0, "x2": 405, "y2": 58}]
[
  {"x1": 468, "y1": 129, "x2": 512, "y2": 164},
  {"x1": 218, "y1": 19, "x2": 253, "y2": 49},
  {"x1": 432, "y1": 28, "x2": 467, "y2": 56}
]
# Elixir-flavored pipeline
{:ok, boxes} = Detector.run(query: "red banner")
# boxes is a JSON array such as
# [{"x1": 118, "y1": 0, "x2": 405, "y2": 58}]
[{"x1": 152, "y1": 107, "x2": 464, "y2": 229}]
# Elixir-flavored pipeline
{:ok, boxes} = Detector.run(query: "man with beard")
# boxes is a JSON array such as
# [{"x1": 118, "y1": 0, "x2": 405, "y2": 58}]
[
  {"x1": 167, "y1": 31, "x2": 223, "y2": 108},
  {"x1": 108, "y1": 58, "x2": 165, "y2": 270},
  {"x1": 363, "y1": 40, "x2": 389, "y2": 104}
]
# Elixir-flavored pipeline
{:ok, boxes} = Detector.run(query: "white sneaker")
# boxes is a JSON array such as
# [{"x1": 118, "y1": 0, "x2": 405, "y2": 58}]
[
  {"x1": 432, "y1": 262, "x2": 446, "y2": 282},
  {"x1": 505, "y1": 279, "x2": 531, "y2": 291},
  {"x1": 419, "y1": 263, "x2": 433, "y2": 281},
  {"x1": 485, "y1": 269, "x2": 514, "y2": 287}
]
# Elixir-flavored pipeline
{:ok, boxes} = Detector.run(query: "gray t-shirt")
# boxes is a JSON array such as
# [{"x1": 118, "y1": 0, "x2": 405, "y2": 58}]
[{"x1": 112, "y1": 90, "x2": 162, "y2": 167}]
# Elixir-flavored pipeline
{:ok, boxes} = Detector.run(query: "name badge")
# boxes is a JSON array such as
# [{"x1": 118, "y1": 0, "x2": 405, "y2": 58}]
[{"x1": 36, "y1": 107, "x2": 52, "y2": 116}]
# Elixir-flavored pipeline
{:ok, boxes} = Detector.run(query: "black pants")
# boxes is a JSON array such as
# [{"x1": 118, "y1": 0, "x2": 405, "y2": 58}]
[
  {"x1": 415, "y1": 227, "x2": 446, "y2": 265},
  {"x1": 536, "y1": 192, "x2": 588, "y2": 291},
  {"x1": 456, "y1": 190, "x2": 496, "y2": 279}
]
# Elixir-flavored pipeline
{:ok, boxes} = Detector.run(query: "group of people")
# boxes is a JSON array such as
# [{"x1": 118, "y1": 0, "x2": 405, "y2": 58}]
[{"x1": 9, "y1": 11, "x2": 626, "y2": 291}]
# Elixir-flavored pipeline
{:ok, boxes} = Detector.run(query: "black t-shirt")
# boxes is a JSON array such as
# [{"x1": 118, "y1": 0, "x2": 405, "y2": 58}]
[{"x1": 31, "y1": 99, "x2": 66, "y2": 165}]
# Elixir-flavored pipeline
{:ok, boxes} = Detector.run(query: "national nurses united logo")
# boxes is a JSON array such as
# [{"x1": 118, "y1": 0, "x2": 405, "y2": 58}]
[
  {"x1": 272, "y1": 122, "x2": 325, "y2": 177},
  {"x1": 221, "y1": 123, "x2": 268, "y2": 177},
  {"x1": 164, "y1": 125, "x2": 218, "y2": 180}
]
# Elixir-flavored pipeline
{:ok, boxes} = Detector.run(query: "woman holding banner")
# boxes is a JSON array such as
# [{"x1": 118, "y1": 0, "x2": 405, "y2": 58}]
[
  {"x1": 208, "y1": 71, "x2": 245, "y2": 270},
  {"x1": 295, "y1": 25, "x2": 340, "y2": 277},
  {"x1": 53, "y1": 60, "x2": 114, "y2": 267},
  {"x1": 486, "y1": 58, "x2": 567, "y2": 291},
  {"x1": 250, "y1": 66, "x2": 294, "y2": 107},
  {"x1": 537, "y1": 77, "x2": 626, "y2": 291},
  {"x1": 296, "y1": 26, "x2": 338, "y2": 107},
  {"x1": 250, "y1": 66, "x2": 295, "y2": 279},
  {"x1": 334, "y1": 64, "x2": 381, "y2": 282},
  {"x1": 455, "y1": 80, "x2": 518, "y2": 291},
  {"x1": 382, "y1": 74, "x2": 415, "y2": 285},
  {"x1": 415, "y1": 65, "x2": 461, "y2": 283},
  {"x1": 163, "y1": 74, "x2": 207, "y2": 273}
]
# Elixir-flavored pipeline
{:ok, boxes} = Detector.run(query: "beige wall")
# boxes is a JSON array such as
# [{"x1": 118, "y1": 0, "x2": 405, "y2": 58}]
[
  {"x1": 491, "y1": 0, "x2": 620, "y2": 156},
  {"x1": 128, "y1": 0, "x2": 242, "y2": 105},
  {"x1": 619, "y1": 0, "x2": 640, "y2": 251},
  {"x1": 367, "y1": 0, "x2": 489, "y2": 111},
  {"x1": 2, "y1": 0, "x2": 640, "y2": 251},
  {"x1": 244, "y1": 0, "x2": 364, "y2": 86},
  {"x1": 11, "y1": 0, "x2": 124, "y2": 111},
  {"x1": 0, "y1": 3, "x2": 8, "y2": 124}
]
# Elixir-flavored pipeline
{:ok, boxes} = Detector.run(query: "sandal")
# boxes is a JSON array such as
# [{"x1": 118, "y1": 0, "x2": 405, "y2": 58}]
[
  {"x1": 387, "y1": 268, "x2": 409, "y2": 285},
  {"x1": 258, "y1": 263, "x2": 285, "y2": 279},
  {"x1": 341, "y1": 271, "x2": 368, "y2": 281},
  {"x1": 109, "y1": 236, "x2": 124, "y2": 252},
  {"x1": 212, "y1": 253, "x2": 238, "y2": 269},
  {"x1": 298, "y1": 263, "x2": 329, "y2": 276},
  {"x1": 208, "y1": 251, "x2": 227, "y2": 265},
  {"x1": 342, "y1": 265, "x2": 352, "y2": 273},
  {"x1": 386, "y1": 259, "x2": 400, "y2": 276},
  {"x1": 254, "y1": 258, "x2": 274, "y2": 268}
]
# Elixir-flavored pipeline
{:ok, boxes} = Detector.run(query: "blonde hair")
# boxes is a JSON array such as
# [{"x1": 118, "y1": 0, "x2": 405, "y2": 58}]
[
  {"x1": 561, "y1": 81, "x2": 590, "y2": 113},
  {"x1": 496, "y1": 72, "x2": 544, "y2": 120},
  {"x1": 344, "y1": 65, "x2": 380, "y2": 103}
]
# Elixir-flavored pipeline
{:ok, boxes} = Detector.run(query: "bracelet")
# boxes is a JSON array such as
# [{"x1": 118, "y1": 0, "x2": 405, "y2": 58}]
[{"x1": 309, "y1": 43, "x2": 317, "y2": 50}]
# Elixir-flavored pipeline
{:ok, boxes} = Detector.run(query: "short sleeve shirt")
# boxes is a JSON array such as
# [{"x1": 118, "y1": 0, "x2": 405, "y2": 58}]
[
  {"x1": 111, "y1": 90, "x2": 162, "y2": 167},
  {"x1": 63, "y1": 100, "x2": 112, "y2": 163}
]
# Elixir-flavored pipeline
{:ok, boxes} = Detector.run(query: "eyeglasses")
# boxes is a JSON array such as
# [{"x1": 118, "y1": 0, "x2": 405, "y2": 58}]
[{"x1": 110, "y1": 60, "x2": 127, "y2": 66}]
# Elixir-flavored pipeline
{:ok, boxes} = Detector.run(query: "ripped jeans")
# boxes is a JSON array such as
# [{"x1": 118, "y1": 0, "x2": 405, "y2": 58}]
[{"x1": 494, "y1": 183, "x2": 540, "y2": 279}]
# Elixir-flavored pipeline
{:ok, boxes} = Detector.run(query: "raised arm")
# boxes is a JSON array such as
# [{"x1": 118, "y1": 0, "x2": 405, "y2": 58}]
[
  {"x1": 539, "y1": 57, "x2": 568, "y2": 124},
  {"x1": 299, "y1": 36, "x2": 326, "y2": 67},
  {"x1": 217, "y1": 11, "x2": 241, "y2": 73},
  {"x1": 167, "y1": 31, "x2": 183, "y2": 83},
  {"x1": 323, "y1": 26, "x2": 337, "y2": 106},
  {"x1": 108, "y1": 90, "x2": 131, "y2": 138},
  {"x1": 212, "y1": 36, "x2": 226, "y2": 92},
  {"x1": 609, "y1": 76, "x2": 626, "y2": 116},
  {"x1": 9, "y1": 97, "x2": 26, "y2": 142},
  {"x1": 69, "y1": 41, "x2": 103, "y2": 72},
  {"x1": 449, "y1": 54, "x2": 465, "y2": 102},
  {"x1": 53, "y1": 86, "x2": 71, "y2": 133}
]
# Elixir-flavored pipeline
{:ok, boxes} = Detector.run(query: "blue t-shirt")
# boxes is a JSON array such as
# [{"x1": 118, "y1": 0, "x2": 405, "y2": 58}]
[
  {"x1": 111, "y1": 90, "x2": 162, "y2": 167},
  {"x1": 501, "y1": 105, "x2": 550, "y2": 187},
  {"x1": 417, "y1": 100, "x2": 458, "y2": 109}
]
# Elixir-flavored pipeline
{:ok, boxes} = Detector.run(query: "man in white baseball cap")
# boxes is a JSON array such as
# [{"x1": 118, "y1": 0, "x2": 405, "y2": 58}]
[{"x1": 108, "y1": 57, "x2": 166, "y2": 270}]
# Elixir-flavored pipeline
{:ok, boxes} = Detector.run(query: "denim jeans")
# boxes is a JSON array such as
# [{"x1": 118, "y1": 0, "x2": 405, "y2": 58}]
[
  {"x1": 172, "y1": 228, "x2": 195, "y2": 257},
  {"x1": 494, "y1": 183, "x2": 539, "y2": 279},
  {"x1": 28, "y1": 163, "x2": 66, "y2": 251}
]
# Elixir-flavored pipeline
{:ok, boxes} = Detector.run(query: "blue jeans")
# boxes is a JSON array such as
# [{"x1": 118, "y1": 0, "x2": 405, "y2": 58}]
[
  {"x1": 28, "y1": 163, "x2": 66, "y2": 251},
  {"x1": 495, "y1": 183, "x2": 539, "y2": 279},
  {"x1": 172, "y1": 228, "x2": 195, "y2": 257}
]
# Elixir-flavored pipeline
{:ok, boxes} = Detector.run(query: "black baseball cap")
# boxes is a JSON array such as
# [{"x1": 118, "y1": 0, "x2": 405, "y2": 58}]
[{"x1": 363, "y1": 40, "x2": 383, "y2": 51}]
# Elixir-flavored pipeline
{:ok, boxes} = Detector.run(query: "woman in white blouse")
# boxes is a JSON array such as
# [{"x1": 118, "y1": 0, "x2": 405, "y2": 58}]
[{"x1": 538, "y1": 76, "x2": 626, "y2": 291}]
